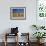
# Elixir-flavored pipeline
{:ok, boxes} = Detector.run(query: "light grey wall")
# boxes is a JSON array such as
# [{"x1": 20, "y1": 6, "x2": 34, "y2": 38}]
[
  {"x1": 0, "y1": 0, "x2": 36, "y2": 42},
  {"x1": 0, "y1": 0, "x2": 36, "y2": 34}
]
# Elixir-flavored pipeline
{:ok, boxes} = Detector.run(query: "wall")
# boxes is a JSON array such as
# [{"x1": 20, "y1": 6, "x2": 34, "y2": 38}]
[{"x1": 0, "y1": 0, "x2": 36, "y2": 42}]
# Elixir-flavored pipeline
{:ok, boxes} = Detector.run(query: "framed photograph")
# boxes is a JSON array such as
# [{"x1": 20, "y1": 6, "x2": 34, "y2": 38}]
[
  {"x1": 37, "y1": 0, "x2": 46, "y2": 18},
  {"x1": 10, "y1": 7, "x2": 26, "y2": 20}
]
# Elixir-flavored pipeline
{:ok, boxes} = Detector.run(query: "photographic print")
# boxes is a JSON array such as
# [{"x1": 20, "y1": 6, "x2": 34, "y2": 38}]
[{"x1": 10, "y1": 7, "x2": 26, "y2": 20}]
